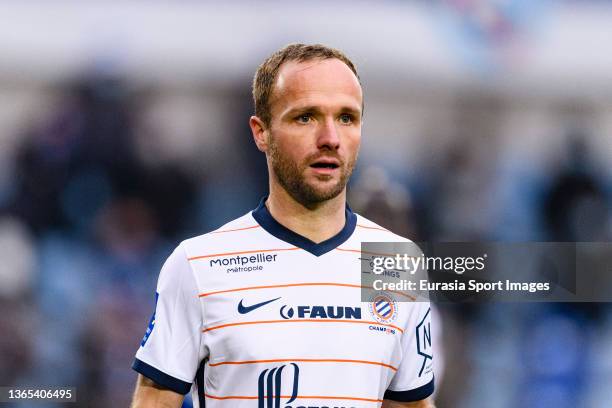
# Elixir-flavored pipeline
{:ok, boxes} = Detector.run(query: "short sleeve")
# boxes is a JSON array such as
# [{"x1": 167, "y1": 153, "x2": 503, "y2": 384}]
[
  {"x1": 384, "y1": 301, "x2": 435, "y2": 402},
  {"x1": 132, "y1": 243, "x2": 204, "y2": 395}
]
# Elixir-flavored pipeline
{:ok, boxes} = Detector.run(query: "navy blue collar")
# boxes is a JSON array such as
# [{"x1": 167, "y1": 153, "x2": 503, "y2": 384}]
[{"x1": 251, "y1": 196, "x2": 357, "y2": 256}]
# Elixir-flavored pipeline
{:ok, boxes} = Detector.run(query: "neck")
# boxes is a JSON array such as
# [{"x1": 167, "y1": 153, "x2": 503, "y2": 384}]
[{"x1": 266, "y1": 184, "x2": 347, "y2": 244}]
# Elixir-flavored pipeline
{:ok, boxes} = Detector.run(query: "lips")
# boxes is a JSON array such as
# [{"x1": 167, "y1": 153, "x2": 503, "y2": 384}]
[{"x1": 309, "y1": 158, "x2": 340, "y2": 169}]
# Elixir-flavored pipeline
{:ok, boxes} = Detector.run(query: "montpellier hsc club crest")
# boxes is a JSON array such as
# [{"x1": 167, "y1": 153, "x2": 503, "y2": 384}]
[{"x1": 368, "y1": 292, "x2": 398, "y2": 324}]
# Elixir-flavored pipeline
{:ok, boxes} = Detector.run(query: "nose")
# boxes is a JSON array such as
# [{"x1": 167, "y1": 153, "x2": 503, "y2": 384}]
[{"x1": 316, "y1": 117, "x2": 340, "y2": 150}]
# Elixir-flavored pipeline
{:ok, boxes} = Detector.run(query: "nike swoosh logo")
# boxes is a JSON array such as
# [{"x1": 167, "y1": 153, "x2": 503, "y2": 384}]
[{"x1": 238, "y1": 297, "x2": 281, "y2": 314}]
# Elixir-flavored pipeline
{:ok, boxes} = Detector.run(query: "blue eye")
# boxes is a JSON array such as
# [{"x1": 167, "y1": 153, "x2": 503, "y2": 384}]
[
  {"x1": 296, "y1": 114, "x2": 311, "y2": 123},
  {"x1": 339, "y1": 113, "x2": 352, "y2": 124}
]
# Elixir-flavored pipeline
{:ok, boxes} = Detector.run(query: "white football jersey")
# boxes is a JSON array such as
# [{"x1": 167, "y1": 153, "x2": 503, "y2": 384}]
[{"x1": 134, "y1": 197, "x2": 434, "y2": 407}]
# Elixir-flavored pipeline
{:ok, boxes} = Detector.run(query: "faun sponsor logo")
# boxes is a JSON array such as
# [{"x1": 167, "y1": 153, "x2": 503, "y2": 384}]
[
  {"x1": 279, "y1": 305, "x2": 362, "y2": 320},
  {"x1": 209, "y1": 252, "x2": 278, "y2": 273}
]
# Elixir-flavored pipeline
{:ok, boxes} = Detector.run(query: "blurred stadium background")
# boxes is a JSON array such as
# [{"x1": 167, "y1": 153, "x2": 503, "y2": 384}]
[{"x1": 0, "y1": 1, "x2": 611, "y2": 407}]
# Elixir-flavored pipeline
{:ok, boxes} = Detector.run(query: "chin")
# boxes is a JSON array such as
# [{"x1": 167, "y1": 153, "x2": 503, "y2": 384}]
[{"x1": 299, "y1": 184, "x2": 345, "y2": 204}]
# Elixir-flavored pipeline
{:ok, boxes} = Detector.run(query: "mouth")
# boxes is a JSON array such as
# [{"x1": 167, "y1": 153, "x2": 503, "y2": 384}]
[
  {"x1": 309, "y1": 159, "x2": 340, "y2": 170},
  {"x1": 309, "y1": 159, "x2": 340, "y2": 178}
]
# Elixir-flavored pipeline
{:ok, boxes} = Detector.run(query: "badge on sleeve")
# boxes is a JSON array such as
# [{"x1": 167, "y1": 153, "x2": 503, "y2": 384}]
[
  {"x1": 416, "y1": 307, "x2": 433, "y2": 377},
  {"x1": 140, "y1": 292, "x2": 159, "y2": 347}
]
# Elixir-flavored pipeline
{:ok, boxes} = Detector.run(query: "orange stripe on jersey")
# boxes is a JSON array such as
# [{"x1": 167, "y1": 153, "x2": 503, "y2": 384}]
[
  {"x1": 208, "y1": 358, "x2": 398, "y2": 371},
  {"x1": 204, "y1": 394, "x2": 257, "y2": 400},
  {"x1": 356, "y1": 224, "x2": 389, "y2": 232},
  {"x1": 202, "y1": 319, "x2": 404, "y2": 334},
  {"x1": 209, "y1": 225, "x2": 261, "y2": 234},
  {"x1": 198, "y1": 282, "x2": 362, "y2": 298},
  {"x1": 188, "y1": 247, "x2": 299, "y2": 261},
  {"x1": 198, "y1": 281, "x2": 416, "y2": 301},
  {"x1": 335, "y1": 247, "x2": 403, "y2": 258},
  {"x1": 204, "y1": 393, "x2": 383, "y2": 403}
]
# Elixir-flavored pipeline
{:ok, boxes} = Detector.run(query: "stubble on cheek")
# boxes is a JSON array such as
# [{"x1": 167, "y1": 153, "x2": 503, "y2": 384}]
[{"x1": 268, "y1": 136, "x2": 357, "y2": 206}]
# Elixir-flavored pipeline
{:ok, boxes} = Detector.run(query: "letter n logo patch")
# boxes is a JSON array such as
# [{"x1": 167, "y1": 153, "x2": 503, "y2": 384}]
[{"x1": 416, "y1": 307, "x2": 433, "y2": 377}]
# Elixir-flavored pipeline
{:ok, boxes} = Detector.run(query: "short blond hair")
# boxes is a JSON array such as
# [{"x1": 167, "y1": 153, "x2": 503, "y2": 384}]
[{"x1": 252, "y1": 43, "x2": 360, "y2": 127}]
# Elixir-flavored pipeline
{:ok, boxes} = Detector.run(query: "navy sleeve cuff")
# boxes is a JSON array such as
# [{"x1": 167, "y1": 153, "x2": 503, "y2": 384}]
[
  {"x1": 384, "y1": 377, "x2": 434, "y2": 402},
  {"x1": 132, "y1": 358, "x2": 193, "y2": 395}
]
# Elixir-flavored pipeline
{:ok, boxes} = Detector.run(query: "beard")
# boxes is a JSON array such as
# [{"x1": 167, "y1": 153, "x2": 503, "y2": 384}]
[{"x1": 268, "y1": 136, "x2": 356, "y2": 207}]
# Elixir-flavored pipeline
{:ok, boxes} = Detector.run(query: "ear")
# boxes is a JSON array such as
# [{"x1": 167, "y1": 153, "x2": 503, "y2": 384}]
[{"x1": 249, "y1": 116, "x2": 269, "y2": 153}]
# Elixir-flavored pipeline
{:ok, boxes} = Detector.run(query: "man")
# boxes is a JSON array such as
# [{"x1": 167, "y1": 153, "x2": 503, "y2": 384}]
[{"x1": 131, "y1": 43, "x2": 434, "y2": 408}]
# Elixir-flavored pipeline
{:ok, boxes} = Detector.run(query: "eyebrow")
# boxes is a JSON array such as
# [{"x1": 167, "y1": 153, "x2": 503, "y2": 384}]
[{"x1": 286, "y1": 105, "x2": 362, "y2": 117}]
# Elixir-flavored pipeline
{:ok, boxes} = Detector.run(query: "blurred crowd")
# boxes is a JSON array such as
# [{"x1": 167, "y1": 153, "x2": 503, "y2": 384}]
[{"x1": 0, "y1": 71, "x2": 610, "y2": 408}]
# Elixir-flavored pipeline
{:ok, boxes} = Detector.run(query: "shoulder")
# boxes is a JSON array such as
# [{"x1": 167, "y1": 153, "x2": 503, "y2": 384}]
[
  {"x1": 179, "y1": 211, "x2": 269, "y2": 259},
  {"x1": 352, "y1": 213, "x2": 413, "y2": 243}
]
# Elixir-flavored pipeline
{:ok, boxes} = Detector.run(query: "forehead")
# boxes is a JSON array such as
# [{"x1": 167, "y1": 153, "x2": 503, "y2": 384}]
[{"x1": 271, "y1": 58, "x2": 362, "y2": 114}]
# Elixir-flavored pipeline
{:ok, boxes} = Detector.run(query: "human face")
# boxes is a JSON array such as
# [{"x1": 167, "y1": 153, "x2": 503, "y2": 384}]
[{"x1": 266, "y1": 58, "x2": 362, "y2": 206}]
